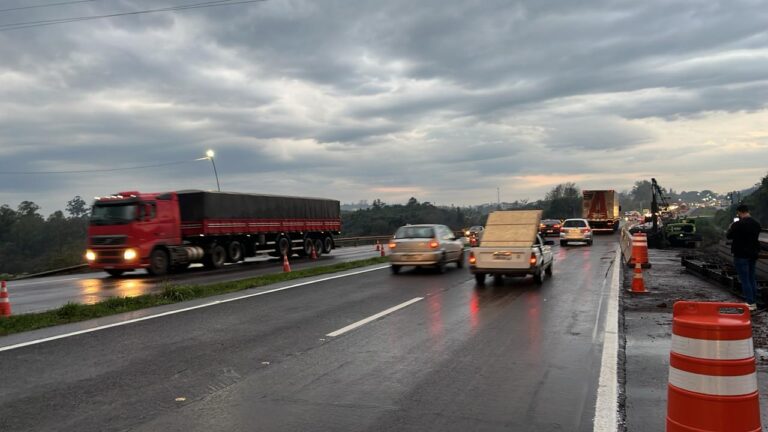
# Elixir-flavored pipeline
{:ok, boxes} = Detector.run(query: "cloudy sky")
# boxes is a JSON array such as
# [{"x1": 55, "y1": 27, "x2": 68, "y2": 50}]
[{"x1": 1, "y1": 0, "x2": 768, "y2": 214}]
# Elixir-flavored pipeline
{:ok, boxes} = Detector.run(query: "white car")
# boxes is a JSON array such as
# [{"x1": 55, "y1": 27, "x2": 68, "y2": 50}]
[{"x1": 559, "y1": 218, "x2": 593, "y2": 246}]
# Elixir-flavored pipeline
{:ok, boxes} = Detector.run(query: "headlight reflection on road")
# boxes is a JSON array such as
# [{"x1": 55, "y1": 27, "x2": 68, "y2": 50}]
[{"x1": 77, "y1": 277, "x2": 151, "y2": 305}]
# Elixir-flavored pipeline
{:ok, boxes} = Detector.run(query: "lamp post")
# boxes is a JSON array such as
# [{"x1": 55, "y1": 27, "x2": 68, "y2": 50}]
[{"x1": 205, "y1": 149, "x2": 220, "y2": 192}]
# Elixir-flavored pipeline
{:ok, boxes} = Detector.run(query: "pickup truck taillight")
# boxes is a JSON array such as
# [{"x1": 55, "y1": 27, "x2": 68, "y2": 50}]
[
  {"x1": 429, "y1": 239, "x2": 439, "y2": 249},
  {"x1": 529, "y1": 253, "x2": 537, "y2": 266},
  {"x1": 468, "y1": 251, "x2": 476, "y2": 265}
]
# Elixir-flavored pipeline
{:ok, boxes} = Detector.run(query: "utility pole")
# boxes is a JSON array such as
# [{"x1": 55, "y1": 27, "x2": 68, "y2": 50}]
[{"x1": 497, "y1": 187, "x2": 501, "y2": 210}]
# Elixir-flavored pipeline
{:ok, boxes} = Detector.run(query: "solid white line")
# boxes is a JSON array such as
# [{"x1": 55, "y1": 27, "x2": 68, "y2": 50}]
[
  {"x1": 593, "y1": 247, "x2": 620, "y2": 432},
  {"x1": 326, "y1": 297, "x2": 424, "y2": 337},
  {"x1": 0, "y1": 265, "x2": 390, "y2": 353}
]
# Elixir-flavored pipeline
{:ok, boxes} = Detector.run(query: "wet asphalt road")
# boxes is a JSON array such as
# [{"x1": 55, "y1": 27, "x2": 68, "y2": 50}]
[
  {"x1": 7, "y1": 246, "x2": 382, "y2": 314},
  {"x1": 0, "y1": 235, "x2": 619, "y2": 432}
]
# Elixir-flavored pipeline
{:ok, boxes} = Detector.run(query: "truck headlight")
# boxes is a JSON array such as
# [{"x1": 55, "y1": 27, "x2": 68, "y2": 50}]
[
  {"x1": 85, "y1": 250, "x2": 96, "y2": 261},
  {"x1": 123, "y1": 248, "x2": 138, "y2": 261}
]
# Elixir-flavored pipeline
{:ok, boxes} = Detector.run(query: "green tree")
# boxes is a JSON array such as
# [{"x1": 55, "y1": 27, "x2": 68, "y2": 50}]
[{"x1": 66, "y1": 196, "x2": 89, "y2": 218}]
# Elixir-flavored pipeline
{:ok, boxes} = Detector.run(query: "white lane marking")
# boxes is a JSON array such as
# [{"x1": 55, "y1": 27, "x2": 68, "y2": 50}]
[
  {"x1": 326, "y1": 297, "x2": 424, "y2": 337},
  {"x1": 593, "y1": 246, "x2": 620, "y2": 432},
  {"x1": 0, "y1": 265, "x2": 390, "y2": 353}
]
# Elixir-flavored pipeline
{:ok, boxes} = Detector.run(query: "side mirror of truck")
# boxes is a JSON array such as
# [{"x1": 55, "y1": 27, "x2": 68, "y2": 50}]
[{"x1": 544, "y1": 240, "x2": 555, "y2": 246}]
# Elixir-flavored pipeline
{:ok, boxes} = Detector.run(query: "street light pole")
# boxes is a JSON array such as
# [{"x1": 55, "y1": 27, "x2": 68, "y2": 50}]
[{"x1": 205, "y1": 150, "x2": 220, "y2": 192}]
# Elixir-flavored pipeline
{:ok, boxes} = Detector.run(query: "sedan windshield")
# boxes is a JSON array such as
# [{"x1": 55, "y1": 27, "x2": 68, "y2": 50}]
[
  {"x1": 395, "y1": 226, "x2": 435, "y2": 239},
  {"x1": 90, "y1": 203, "x2": 136, "y2": 225}
]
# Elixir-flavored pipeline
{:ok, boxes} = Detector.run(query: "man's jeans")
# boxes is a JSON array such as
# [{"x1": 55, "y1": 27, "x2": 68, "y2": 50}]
[{"x1": 734, "y1": 257, "x2": 758, "y2": 304}]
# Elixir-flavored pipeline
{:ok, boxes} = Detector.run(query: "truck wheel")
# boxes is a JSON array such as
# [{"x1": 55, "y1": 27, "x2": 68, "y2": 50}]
[
  {"x1": 587, "y1": 239, "x2": 593, "y2": 246},
  {"x1": 456, "y1": 250, "x2": 465, "y2": 268},
  {"x1": 560, "y1": 240, "x2": 567, "y2": 247},
  {"x1": 313, "y1": 239, "x2": 324, "y2": 257},
  {"x1": 391, "y1": 265, "x2": 401, "y2": 275},
  {"x1": 106, "y1": 269, "x2": 125, "y2": 277},
  {"x1": 545, "y1": 262, "x2": 553, "y2": 276},
  {"x1": 276, "y1": 236, "x2": 291, "y2": 257},
  {"x1": 147, "y1": 249, "x2": 169, "y2": 276},
  {"x1": 227, "y1": 241, "x2": 244, "y2": 262},
  {"x1": 302, "y1": 238, "x2": 314, "y2": 256},
  {"x1": 322, "y1": 236, "x2": 333, "y2": 254},
  {"x1": 533, "y1": 267, "x2": 544, "y2": 285},
  {"x1": 204, "y1": 245, "x2": 226, "y2": 269},
  {"x1": 474, "y1": 273, "x2": 486, "y2": 285},
  {"x1": 493, "y1": 275, "x2": 503, "y2": 285}
]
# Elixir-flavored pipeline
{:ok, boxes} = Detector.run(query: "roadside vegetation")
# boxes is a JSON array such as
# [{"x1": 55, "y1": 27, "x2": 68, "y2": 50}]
[{"x1": 0, "y1": 256, "x2": 388, "y2": 337}]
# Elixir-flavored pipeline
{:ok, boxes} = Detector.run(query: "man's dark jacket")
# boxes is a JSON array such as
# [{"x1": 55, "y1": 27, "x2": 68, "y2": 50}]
[{"x1": 726, "y1": 217, "x2": 762, "y2": 260}]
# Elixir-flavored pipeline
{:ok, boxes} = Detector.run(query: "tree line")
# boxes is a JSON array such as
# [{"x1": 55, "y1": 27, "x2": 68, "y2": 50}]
[{"x1": 0, "y1": 196, "x2": 89, "y2": 277}]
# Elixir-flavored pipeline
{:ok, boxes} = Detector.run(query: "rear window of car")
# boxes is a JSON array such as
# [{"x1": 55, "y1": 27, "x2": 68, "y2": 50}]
[
  {"x1": 395, "y1": 226, "x2": 435, "y2": 239},
  {"x1": 542, "y1": 220, "x2": 559, "y2": 224},
  {"x1": 563, "y1": 220, "x2": 587, "y2": 227}
]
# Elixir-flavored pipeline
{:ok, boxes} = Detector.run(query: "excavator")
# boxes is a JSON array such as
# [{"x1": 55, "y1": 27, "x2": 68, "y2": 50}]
[{"x1": 650, "y1": 178, "x2": 701, "y2": 247}]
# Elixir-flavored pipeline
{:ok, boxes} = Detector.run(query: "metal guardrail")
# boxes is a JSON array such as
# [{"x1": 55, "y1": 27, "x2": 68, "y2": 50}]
[
  {"x1": 334, "y1": 235, "x2": 392, "y2": 247},
  {"x1": 10, "y1": 263, "x2": 90, "y2": 281}
]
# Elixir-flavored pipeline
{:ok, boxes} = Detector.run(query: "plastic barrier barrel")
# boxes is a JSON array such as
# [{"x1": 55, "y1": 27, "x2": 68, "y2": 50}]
[
  {"x1": 631, "y1": 233, "x2": 650, "y2": 268},
  {"x1": 667, "y1": 301, "x2": 762, "y2": 432}
]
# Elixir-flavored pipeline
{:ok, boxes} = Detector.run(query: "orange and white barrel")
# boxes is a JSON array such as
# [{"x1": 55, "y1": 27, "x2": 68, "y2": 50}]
[
  {"x1": 631, "y1": 233, "x2": 650, "y2": 268},
  {"x1": 667, "y1": 301, "x2": 762, "y2": 432}
]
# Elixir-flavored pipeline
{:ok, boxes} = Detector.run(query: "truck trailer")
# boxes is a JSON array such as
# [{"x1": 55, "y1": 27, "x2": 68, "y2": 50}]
[
  {"x1": 86, "y1": 190, "x2": 341, "y2": 277},
  {"x1": 582, "y1": 190, "x2": 621, "y2": 232}
]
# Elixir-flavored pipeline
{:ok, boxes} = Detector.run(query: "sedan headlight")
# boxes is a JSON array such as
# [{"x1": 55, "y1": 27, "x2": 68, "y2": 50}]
[
  {"x1": 85, "y1": 250, "x2": 96, "y2": 261},
  {"x1": 123, "y1": 248, "x2": 138, "y2": 261}
]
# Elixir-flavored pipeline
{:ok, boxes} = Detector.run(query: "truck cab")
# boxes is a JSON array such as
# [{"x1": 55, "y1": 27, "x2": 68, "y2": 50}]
[{"x1": 86, "y1": 192, "x2": 181, "y2": 277}]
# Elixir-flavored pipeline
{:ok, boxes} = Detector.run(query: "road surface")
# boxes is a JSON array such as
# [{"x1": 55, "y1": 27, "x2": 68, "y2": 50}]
[
  {"x1": 0, "y1": 235, "x2": 619, "y2": 431},
  {"x1": 7, "y1": 245, "x2": 383, "y2": 314}
]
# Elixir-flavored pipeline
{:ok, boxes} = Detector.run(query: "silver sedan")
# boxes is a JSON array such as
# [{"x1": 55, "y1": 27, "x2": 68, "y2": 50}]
[{"x1": 388, "y1": 224, "x2": 465, "y2": 274}]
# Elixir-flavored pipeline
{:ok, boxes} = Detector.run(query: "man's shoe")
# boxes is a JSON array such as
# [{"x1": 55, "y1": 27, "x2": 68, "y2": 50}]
[{"x1": 747, "y1": 303, "x2": 757, "y2": 311}]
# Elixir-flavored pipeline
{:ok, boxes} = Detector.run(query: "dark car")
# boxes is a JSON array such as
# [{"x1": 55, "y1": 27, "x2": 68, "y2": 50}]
[
  {"x1": 464, "y1": 225, "x2": 484, "y2": 246},
  {"x1": 539, "y1": 219, "x2": 562, "y2": 236}
]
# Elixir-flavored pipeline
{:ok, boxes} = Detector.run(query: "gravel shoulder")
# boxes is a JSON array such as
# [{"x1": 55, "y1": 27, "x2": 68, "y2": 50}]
[{"x1": 620, "y1": 247, "x2": 767, "y2": 431}]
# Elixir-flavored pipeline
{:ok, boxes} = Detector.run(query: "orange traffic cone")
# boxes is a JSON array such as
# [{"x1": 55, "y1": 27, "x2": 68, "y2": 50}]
[
  {"x1": 380, "y1": 246, "x2": 386, "y2": 257},
  {"x1": 282, "y1": 254, "x2": 291, "y2": 272},
  {"x1": 631, "y1": 263, "x2": 646, "y2": 293},
  {"x1": 0, "y1": 280, "x2": 11, "y2": 317},
  {"x1": 310, "y1": 244, "x2": 318, "y2": 260},
  {"x1": 375, "y1": 241, "x2": 381, "y2": 251}
]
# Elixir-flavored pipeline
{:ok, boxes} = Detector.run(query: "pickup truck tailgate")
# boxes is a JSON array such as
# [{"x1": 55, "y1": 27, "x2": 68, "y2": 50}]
[{"x1": 473, "y1": 247, "x2": 531, "y2": 270}]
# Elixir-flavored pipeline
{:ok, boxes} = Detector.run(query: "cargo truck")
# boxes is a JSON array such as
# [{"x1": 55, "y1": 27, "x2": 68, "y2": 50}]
[
  {"x1": 86, "y1": 190, "x2": 341, "y2": 277},
  {"x1": 582, "y1": 189, "x2": 621, "y2": 232},
  {"x1": 468, "y1": 210, "x2": 554, "y2": 285}
]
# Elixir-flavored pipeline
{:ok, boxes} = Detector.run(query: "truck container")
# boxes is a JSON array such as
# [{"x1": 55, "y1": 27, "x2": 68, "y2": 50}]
[
  {"x1": 582, "y1": 190, "x2": 621, "y2": 232},
  {"x1": 86, "y1": 190, "x2": 341, "y2": 276}
]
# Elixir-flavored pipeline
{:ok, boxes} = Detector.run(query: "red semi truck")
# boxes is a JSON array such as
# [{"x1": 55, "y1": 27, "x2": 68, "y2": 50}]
[
  {"x1": 86, "y1": 190, "x2": 341, "y2": 277},
  {"x1": 582, "y1": 190, "x2": 621, "y2": 232}
]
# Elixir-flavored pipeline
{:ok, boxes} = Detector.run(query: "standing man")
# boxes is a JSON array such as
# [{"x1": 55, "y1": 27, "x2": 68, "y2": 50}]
[{"x1": 727, "y1": 204, "x2": 762, "y2": 311}]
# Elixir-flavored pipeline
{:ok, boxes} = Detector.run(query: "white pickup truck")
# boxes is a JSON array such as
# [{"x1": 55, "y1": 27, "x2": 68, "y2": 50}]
[{"x1": 468, "y1": 210, "x2": 554, "y2": 285}]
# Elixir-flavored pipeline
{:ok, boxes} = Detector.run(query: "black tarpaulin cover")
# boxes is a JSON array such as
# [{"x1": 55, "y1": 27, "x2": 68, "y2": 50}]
[{"x1": 176, "y1": 190, "x2": 340, "y2": 221}]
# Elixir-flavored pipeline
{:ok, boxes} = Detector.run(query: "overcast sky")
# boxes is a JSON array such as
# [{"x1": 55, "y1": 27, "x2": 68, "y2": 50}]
[{"x1": 1, "y1": 0, "x2": 768, "y2": 214}]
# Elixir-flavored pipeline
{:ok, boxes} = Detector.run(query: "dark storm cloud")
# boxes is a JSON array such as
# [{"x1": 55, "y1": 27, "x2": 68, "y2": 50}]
[{"x1": 1, "y1": 0, "x2": 768, "y2": 212}]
